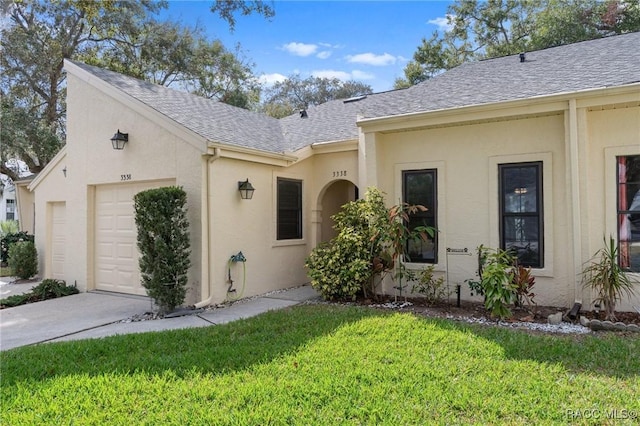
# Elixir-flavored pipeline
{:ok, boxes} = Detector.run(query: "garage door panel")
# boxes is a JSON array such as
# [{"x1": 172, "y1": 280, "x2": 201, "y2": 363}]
[
  {"x1": 117, "y1": 242, "x2": 134, "y2": 259},
  {"x1": 94, "y1": 180, "x2": 173, "y2": 295}
]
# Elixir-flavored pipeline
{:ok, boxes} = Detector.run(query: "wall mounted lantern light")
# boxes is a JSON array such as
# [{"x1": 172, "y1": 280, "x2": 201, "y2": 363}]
[
  {"x1": 238, "y1": 179, "x2": 255, "y2": 200},
  {"x1": 110, "y1": 129, "x2": 129, "y2": 150}
]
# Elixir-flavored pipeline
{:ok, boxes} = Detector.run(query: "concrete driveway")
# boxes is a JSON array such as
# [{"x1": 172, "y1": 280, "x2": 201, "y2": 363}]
[{"x1": 0, "y1": 284, "x2": 319, "y2": 351}]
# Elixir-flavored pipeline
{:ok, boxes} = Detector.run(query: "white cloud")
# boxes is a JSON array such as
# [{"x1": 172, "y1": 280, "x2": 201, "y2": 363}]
[
  {"x1": 282, "y1": 42, "x2": 318, "y2": 57},
  {"x1": 351, "y1": 70, "x2": 375, "y2": 80},
  {"x1": 346, "y1": 52, "x2": 397, "y2": 66},
  {"x1": 311, "y1": 69, "x2": 375, "y2": 81},
  {"x1": 428, "y1": 15, "x2": 454, "y2": 32},
  {"x1": 259, "y1": 73, "x2": 287, "y2": 86},
  {"x1": 316, "y1": 51, "x2": 332, "y2": 59}
]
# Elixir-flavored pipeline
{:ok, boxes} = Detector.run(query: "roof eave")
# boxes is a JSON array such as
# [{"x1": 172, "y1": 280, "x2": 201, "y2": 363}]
[
  {"x1": 357, "y1": 82, "x2": 640, "y2": 133},
  {"x1": 208, "y1": 142, "x2": 298, "y2": 167}
]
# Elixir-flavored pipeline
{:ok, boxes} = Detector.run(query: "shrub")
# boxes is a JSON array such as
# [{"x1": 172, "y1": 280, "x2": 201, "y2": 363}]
[
  {"x1": 411, "y1": 265, "x2": 446, "y2": 304},
  {"x1": 8, "y1": 241, "x2": 38, "y2": 279},
  {"x1": 512, "y1": 264, "x2": 536, "y2": 309},
  {"x1": 1, "y1": 231, "x2": 34, "y2": 264},
  {"x1": 305, "y1": 234, "x2": 370, "y2": 301},
  {"x1": 134, "y1": 186, "x2": 191, "y2": 315},
  {"x1": 306, "y1": 187, "x2": 435, "y2": 301},
  {"x1": 481, "y1": 249, "x2": 517, "y2": 320},
  {"x1": 0, "y1": 279, "x2": 78, "y2": 308}
]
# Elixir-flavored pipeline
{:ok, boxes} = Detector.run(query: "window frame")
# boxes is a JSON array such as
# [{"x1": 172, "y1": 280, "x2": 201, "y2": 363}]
[
  {"x1": 498, "y1": 161, "x2": 544, "y2": 268},
  {"x1": 617, "y1": 154, "x2": 640, "y2": 272},
  {"x1": 402, "y1": 169, "x2": 438, "y2": 264},
  {"x1": 276, "y1": 177, "x2": 303, "y2": 241}
]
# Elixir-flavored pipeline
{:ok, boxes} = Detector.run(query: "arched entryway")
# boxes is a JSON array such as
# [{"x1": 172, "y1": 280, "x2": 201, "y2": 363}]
[{"x1": 317, "y1": 179, "x2": 358, "y2": 244}]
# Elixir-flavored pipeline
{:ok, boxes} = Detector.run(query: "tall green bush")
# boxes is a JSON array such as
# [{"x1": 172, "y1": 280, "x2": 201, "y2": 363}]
[
  {"x1": 8, "y1": 241, "x2": 38, "y2": 279},
  {"x1": 1, "y1": 231, "x2": 34, "y2": 264},
  {"x1": 134, "y1": 186, "x2": 191, "y2": 314}
]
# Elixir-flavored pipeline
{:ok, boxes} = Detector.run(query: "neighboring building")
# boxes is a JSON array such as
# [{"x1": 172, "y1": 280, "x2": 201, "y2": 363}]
[
  {"x1": 21, "y1": 33, "x2": 640, "y2": 311},
  {"x1": 0, "y1": 177, "x2": 18, "y2": 223}
]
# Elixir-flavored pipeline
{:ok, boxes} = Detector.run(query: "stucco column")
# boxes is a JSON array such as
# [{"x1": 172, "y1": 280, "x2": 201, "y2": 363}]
[
  {"x1": 358, "y1": 124, "x2": 378, "y2": 190},
  {"x1": 565, "y1": 99, "x2": 586, "y2": 305}
]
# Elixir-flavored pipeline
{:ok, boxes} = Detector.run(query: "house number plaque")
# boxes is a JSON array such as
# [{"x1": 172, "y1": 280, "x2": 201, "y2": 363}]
[
  {"x1": 332, "y1": 170, "x2": 347, "y2": 177},
  {"x1": 121, "y1": 174, "x2": 132, "y2": 181}
]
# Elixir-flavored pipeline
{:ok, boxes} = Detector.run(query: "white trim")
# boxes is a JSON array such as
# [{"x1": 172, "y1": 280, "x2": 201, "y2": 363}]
[
  {"x1": 272, "y1": 173, "x2": 306, "y2": 247},
  {"x1": 28, "y1": 147, "x2": 67, "y2": 191},
  {"x1": 394, "y1": 161, "x2": 446, "y2": 272},
  {"x1": 208, "y1": 142, "x2": 297, "y2": 166},
  {"x1": 488, "y1": 152, "x2": 554, "y2": 277}
]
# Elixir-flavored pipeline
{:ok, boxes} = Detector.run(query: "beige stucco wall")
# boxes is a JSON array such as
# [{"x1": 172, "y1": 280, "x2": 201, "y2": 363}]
[
  {"x1": 361, "y1": 92, "x2": 640, "y2": 311},
  {"x1": 369, "y1": 113, "x2": 572, "y2": 307},
  {"x1": 205, "y1": 147, "x2": 358, "y2": 303},
  {"x1": 583, "y1": 105, "x2": 640, "y2": 311},
  {"x1": 32, "y1": 72, "x2": 204, "y2": 304}
]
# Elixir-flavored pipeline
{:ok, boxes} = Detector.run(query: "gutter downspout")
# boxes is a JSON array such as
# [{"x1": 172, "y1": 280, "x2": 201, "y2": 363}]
[
  {"x1": 194, "y1": 148, "x2": 221, "y2": 309},
  {"x1": 567, "y1": 99, "x2": 583, "y2": 306}
]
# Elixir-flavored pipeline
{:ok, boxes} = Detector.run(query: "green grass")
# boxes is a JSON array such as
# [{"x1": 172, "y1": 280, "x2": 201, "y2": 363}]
[
  {"x1": 0, "y1": 266, "x2": 12, "y2": 277},
  {"x1": 1, "y1": 305, "x2": 639, "y2": 425}
]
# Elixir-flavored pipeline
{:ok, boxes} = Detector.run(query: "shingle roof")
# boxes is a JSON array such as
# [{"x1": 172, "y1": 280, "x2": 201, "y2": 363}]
[
  {"x1": 69, "y1": 61, "x2": 286, "y2": 153},
  {"x1": 69, "y1": 32, "x2": 640, "y2": 154}
]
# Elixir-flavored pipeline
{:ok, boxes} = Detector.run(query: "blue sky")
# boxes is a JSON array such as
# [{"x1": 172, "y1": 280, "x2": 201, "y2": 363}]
[{"x1": 162, "y1": 1, "x2": 453, "y2": 92}]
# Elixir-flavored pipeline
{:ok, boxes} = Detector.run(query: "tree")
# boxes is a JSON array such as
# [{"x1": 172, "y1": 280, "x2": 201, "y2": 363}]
[
  {"x1": 210, "y1": 0, "x2": 275, "y2": 32},
  {"x1": 1, "y1": 0, "x2": 271, "y2": 180},
  {"x1": 262, "y1": 75, "x2": 373, "y2": 118},
  {"x1": 395, "y1": 0, "x2": 640, "y2": 88}
]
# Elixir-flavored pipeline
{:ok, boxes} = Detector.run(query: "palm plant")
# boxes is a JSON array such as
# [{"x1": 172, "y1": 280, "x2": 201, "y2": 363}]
[{"x1": 581, "y1": 236, "x2": 638, "y2": 321}]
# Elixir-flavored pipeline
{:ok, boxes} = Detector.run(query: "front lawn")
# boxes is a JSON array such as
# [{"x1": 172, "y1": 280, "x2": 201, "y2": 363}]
[{"x1": 2, "y1": 305, "x2": 639, "y2": 424}]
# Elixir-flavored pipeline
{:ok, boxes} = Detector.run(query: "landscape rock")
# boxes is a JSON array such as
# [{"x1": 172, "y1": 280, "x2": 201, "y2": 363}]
[
  {"x1": 613, "y1": 322, "x2": 627, "y2": 331},
  {"x1": 579, "y1": 316, "x2": 590, "y2": 327},
  {"x1": 627, "y1": 324, "x2": 640, "y2": 333},
  {"x1": 589, "y1": 319, "x2": 604, "y2": 330},
  {"x1": 547, "y1": 312, "x2": 563, "y2": 325}
]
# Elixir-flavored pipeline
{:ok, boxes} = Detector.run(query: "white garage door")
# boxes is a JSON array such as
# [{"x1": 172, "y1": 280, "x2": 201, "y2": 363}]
[
  {"x1": 50, "y1": 202, "x2": 66, "y2": 281},
  {"x1": 94, "y1": 180, "x2": 174, "y2": 295}
]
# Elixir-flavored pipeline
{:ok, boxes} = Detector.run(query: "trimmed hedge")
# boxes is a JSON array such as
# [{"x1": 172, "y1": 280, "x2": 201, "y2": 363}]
[{"x1": 134, "y1": 186, "x2": 191, "y2": 314}]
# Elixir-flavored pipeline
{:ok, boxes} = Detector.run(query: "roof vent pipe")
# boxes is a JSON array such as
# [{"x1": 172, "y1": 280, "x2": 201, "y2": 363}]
[
  {"x1": 300, "y1": 109, "x2": 308, "y2": 118},
  {"x1": 519, "y1": 52, "x2": 526, "y2": 62}
]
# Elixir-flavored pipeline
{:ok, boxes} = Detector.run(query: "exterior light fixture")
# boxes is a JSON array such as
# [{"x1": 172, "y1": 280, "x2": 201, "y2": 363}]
[
  {"x1": 110, "y1": 129, "x2": 129, "y2": 150},
  {"x1": 62, "y1": 166, "x2": 67, "y2": 177},
  {"x1": 238, "y1": 179, "x2": 255, "y2": 200}
]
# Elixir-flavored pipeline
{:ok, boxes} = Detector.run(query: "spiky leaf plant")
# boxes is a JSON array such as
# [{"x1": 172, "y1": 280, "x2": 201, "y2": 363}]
[{"x1": 581, "y1": 236, "x2": 638, "y2": 321}]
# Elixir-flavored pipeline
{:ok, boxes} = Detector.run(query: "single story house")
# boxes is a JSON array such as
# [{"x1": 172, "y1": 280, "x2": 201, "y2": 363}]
[{"x1": 19, "y1": 32, "x2": 640, "y2": 311}]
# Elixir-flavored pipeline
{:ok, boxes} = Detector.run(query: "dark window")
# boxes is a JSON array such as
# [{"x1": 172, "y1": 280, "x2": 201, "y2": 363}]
[
  {"x1": 277, "y1": 178, "x2": 302, "y2": 240},
  {"x1": 402, "y1": 170, "x2": 437, "y2": 263},
  {"x1": 5, "y1": 199, "x2": 15, "y2": 221},
  {"x1": 499, "y1": 162, "x2": 543, "y2": 268},
  {"x1": 617, "y1": 155, "x2": 640, "y2": 272}
]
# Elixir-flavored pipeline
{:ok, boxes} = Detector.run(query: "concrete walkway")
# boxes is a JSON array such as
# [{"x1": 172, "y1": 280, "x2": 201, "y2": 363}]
[{"x1": 0, "y1": 284, "x2": 319, "y2": 351}]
